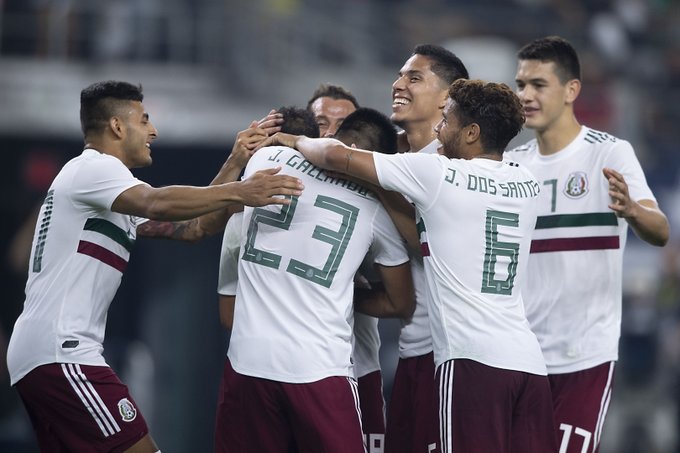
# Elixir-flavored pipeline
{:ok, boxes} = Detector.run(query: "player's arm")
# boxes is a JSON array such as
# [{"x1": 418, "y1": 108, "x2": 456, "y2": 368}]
[
  {"x1": 218, "y1": 295, "x2": 236, "y2": 330},
  {"x1": 112, "y1": 167, "x2": 303, "y2": 223},
  {"x1": 603, "y1": 168, "x2": 669, "y2": 246},
  {"x1": 354, "y1": 262, "x2": 415, "y2": 319},
  {"x1": 137, "y1": 125, "x2": 266, "y2": 241},
  {"x1": 374, "y1": 189, "x2": 421, "y2": 255},
  {"x1": 193, "y1": 124, "x2": 265, "y2": 236},
  {"x1": 134, "y1": 203, "x2": 244, "y2": 241},
  {"x1": 268, "y1": 133, "x2": 381, "y2": 187}
]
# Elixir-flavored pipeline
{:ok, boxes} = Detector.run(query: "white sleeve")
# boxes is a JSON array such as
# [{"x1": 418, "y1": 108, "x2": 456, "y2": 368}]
[
  {"x1": 217, "y1": 212, "x2": 244, "y2": 296},
  {"x1": 369, "y1": 204, "x2": 409, "y2": 267},
  {"x1": 373, "y1": 152, "x2": 444, "y2": 210},
  {"x1": 605, "y1": 140, "x2": 656, "y2": 203},
  {"x1": 72, "y1": 155, "x2": 147, "y2": 209}
]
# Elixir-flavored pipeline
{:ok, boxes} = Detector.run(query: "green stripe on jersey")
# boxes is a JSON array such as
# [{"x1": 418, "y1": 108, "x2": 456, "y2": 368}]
[
  {"x1": 535, "y1": 212, "x2": 617, "y2": 229},
  {"x1": 84, "y1": 218, "x2": 135, "y2": 251}
]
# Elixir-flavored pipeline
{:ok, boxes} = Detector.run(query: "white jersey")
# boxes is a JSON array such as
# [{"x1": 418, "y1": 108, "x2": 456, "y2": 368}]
[
  {"x1": 352, "y1": 256, "x2": 383, "y2": 378},
  {"x1": 398, "y1": 139, "x2": 439, "y2": 359},
  {"x1": 7, "y1": 149, "x2": 147, "y2": 385},
  {"x1": 217, "y1": 211, "x2": 244, "y2": 296},
  {"x1": 218, "y1": 211, "x2": 383, "y2": 379},
  {"x1": 506, "y1": 126, "x2": 655, "y2": 374},
  {"x1": 228, "y1": 146, "x2": 409, "y2": 383},
  {"x1": 375, "y1": 152, "x2": 546, "y2": 375}
]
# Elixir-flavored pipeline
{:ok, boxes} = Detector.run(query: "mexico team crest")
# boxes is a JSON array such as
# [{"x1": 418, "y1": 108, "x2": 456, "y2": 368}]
[
  {"x1": 564, "y1": 171, "x2": 588, "y2": 198},
  {"x1": 117, "y1": 398, "x2": 137, "y2": 422}
]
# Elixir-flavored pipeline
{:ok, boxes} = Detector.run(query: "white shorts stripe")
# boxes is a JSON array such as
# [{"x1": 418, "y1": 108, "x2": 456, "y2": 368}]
[
  {"x1": 61, "y1": 364, "x2": 120, "y2": 437},
  {"x1": 438, "y1": 361, "x2": 454, "y2": 453},
  {"x1": 73, "y1": 364, "x2": 121, "y2": 433},
  {"x1": 346, "y1": 377, "x2": 367, "y2": 453},
  {"x1": 62, "y1": 364, "x2": 111, "y2": 436},
  {"x1": 593, "y1": 362, "x2": 614, "y2": 447}
]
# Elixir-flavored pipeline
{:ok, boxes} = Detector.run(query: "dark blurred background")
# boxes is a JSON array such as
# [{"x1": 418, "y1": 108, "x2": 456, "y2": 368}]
[{"x1": 1, "y1": 1, "x2": 679, "y2": 452}]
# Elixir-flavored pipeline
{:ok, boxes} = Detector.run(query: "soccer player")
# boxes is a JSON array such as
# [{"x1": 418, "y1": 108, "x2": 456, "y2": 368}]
[
  {"x1": 383, "y1": 44, "x2": 469, "y2": 453},
  {"x1": 226, "y1": 97, "x2": 395, "y2": 446},
  {"x1": 507, "y1": 35, "x2": 669, "y2": 453},
  {"x1": 216, "y1": 106, "x2": 321, "y2": 333},
  {"x1": 5, "y1": 80, "x2": 303, "y2": 453},
  {"x1": 266, "y1": 78, "x2": 557, "y2": 452},
  {"x1": 214, "y1": 107, "x2": 414, "y2": 453},
  {"x1": 307, "y1": 83, "x2": 361, "y2": 137}
]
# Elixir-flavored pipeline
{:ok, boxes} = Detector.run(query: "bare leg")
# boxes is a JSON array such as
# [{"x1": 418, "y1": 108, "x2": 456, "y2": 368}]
[{"x1": 123, "y1": 434, "x2": 159, "y2": 453}]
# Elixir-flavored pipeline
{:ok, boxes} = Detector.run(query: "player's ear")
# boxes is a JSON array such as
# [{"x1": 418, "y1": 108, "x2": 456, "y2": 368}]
[
  {"x1": 465, "y1": 123, "x2": 481, "y2": 144},
  {"x1": 565, "y1": 79, "x2": 581, "y2": 105},
  {"x1": 109, "y1": 116, "x2": 124, "y2": 139}
]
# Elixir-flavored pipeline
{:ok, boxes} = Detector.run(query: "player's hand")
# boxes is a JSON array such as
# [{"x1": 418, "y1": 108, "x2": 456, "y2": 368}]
[
  {"x1": 237, "y1": 167, "x2": 304, "y2": 207},
  {"x1": 257, "y1": 132, "x2": 300, "y2": 151},
  {"x1": 231, "y1": 121, "x2": 268, "y2": 159},
  {"x1": 256, "y1": 109, "x2": 283, "y2": 136},
  {"x1": 603, "y1": 167, "x2": 636, "y2": 218}
]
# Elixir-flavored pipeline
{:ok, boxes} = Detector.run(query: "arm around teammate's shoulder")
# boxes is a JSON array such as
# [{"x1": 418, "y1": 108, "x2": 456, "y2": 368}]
[
  {"x1": 266, "y1": 133, "x2": 381, "y2": 187},
  {"x1": 112, "y1": 167, "x2": 303, "y2": 221}
]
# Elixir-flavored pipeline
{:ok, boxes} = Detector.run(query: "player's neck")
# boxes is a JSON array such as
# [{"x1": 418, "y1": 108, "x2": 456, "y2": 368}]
[
  {"x1": 535, "y1": 115, "x2": 581, "y2": 156},
  {"x1": 403, "y1": 122, "x2": 438, "y2": 153}
]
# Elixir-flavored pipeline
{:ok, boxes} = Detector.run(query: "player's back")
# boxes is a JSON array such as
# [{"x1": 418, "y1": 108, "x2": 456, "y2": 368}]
[
  {"x1": 422, "y1": 157, "x2": 544, "y2": 374},
  {"x1": 228, "y1": 145, "x2": 405, "y2": 383}
]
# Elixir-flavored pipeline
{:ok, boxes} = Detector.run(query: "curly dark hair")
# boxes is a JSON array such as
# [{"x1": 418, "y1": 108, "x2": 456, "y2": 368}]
[
  {"x1": 306, "y1": 84, "x2": 360, "y2": 111},
  {"x1": 448, "y1": 79, "x2": 524, "y2": 154},
  {"x1": 335, "y1": 107, "x2": 397, "y2": 155},
  {"x1": 517, "y1": 35, "x2": 581, "y2": 83},
  {"x1": 80, "y1": 80, "x2": 144, "y2": 137},
  {"x1": 277, "y1": 106, "x2": 320, "y2": 138}
]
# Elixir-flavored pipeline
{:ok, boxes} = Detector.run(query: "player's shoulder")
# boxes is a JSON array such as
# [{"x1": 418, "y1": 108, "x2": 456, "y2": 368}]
[
  {"x1": 581, "y1": 127, "x2": 620, "y2": 144},
  {"x1": 579, "y1": 126, "x2": 632, "y2": 153},
  {"x1": 505, "y1": 138, "x2": 537, "y2": 155},
  {"x1": 505, "y1": 160, "x2": 540, "y2": 182}
]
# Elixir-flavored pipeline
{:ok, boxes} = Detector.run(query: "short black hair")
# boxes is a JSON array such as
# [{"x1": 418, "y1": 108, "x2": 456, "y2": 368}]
[
  {"x1": 277, "y1": 106, "x2": 320, "y2": 138},
  {"x1": 448, "y1": 79, "x2": 524, "y2": 154},
  {"x1": 413, "y1": 44, "x2": 469, "y2": 87},
  {"x1": 517, "y1": 36, "x2": 581, "y2": 83},
  {"x1": 335, "y1": 108, "x2": 397, "y2": 155},
  {"x1": 306, "y1": 84, "x2": 360, "y2": 111},
  {"x1": 80, "y1": 80, "x2": 144, "y2": 137}
]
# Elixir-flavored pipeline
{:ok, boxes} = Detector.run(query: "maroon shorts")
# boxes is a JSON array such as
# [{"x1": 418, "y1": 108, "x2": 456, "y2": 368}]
[
  {"x1": 214, "y1": 359, "x2": 366, "y2": 453},
  {"x1": 357, "y1": 370, "x2": 385, "y2": 451},
  {"x1": 437, "y1": 359, "x2": 557, "y2": 453},
  {"x1": 14, "y1": 363, "x2": 149, "y2": 453},
  {"x1": 550, "y1": 362, "x2": 615, "y2": 453},
  {"x1": 384, "y1": 351, "x2": 439, "y2": 453}
]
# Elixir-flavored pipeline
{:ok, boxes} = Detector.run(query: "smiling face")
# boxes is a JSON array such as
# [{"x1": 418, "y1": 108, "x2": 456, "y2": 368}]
[
  {"x1": 391, "y1": 54, "x2": 449, "y2": 130},
  {"x1": 119, "y1": 101, "x2": 158, "y2": 168},
  {"x1": 309, "y1": 97, "x2": 357, "y2": 137},
  {"x1": 515, "y1": 59, "x2": 577, "y2": 134}
]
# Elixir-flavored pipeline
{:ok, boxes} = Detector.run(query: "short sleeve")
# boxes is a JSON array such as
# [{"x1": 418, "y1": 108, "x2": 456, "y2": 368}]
[
  {"x1": 218, "y1": 212, "x2": 244, "y2": 296},
  {"x1": 604, "y1": 140, "x2": 655, "y2": 203},
  {"x1": 373, "y1": 152, "x2": 445, "y2": 211},
  {"x1": 71, "y1": 153, "x2": 147, "y2": 209},
  {"x1": 368, "y1": 204, "x2": 409, "y2": 267}
]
